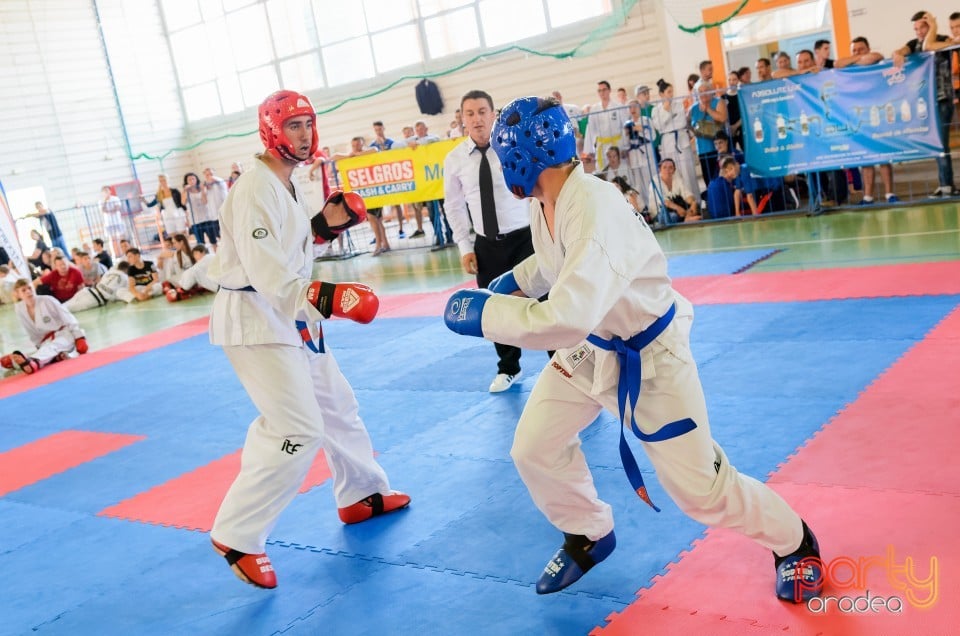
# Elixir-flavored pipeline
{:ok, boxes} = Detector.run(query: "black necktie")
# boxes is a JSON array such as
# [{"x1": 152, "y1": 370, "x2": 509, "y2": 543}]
[{"x1": 478, "y1": 145, "x2": 499, "y2": 238}]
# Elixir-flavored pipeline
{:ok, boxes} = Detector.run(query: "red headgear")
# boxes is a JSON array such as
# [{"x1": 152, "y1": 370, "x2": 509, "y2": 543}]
[{"x1": 258, "y1": 90, "x2": 319, "y2": 162}]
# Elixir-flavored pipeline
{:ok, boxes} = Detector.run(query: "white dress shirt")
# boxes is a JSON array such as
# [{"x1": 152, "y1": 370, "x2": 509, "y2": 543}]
[{"x1": 443, "y1": 136, "x2": 531, "y2": 257}]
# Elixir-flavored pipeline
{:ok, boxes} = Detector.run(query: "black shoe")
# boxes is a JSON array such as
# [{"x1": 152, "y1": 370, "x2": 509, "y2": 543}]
[{"x1": 409, "y1": 229, "x2": 425, "y2": 238}]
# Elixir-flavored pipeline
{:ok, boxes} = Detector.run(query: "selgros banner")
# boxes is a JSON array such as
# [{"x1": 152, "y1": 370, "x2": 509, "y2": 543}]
[
  {"x1": 335, "y1": 138, "x2": 463, "y2": 207},
  {"x1": 740, "y1": 55, "x2": 941, "y2": 177}
]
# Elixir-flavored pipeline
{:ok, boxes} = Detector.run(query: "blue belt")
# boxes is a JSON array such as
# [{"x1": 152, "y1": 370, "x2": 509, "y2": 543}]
[
  {"x1": 586, "y1": 303, "x2": 696, "y2": 511},
  {"x1": 225, "y1": 285, "x2": 324, "y2": 354}
]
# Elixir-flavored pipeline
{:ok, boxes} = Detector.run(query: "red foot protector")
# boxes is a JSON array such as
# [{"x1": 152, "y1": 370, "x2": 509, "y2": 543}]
[
  {"x1": 211, "y1": 538, "x2": 277, "y2": 589},
  {"x1": 0, "y1": 430, "x2": 145, "y2": 497},
  {"x1": 99, "y1": 450, "x2": 333, "y2": 531},
  {"x1": 338, "y1": 491, "x2": 410, "y2": 524}
]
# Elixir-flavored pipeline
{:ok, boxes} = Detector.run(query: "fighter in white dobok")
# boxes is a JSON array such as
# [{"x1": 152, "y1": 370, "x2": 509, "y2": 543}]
[
  {"x1": 2, "y1": 278, "x2": 88, "y2": 374},
  {"x1": 207, "y1": 90, "x2": 409, "y2": 590},
  {"x1": 444, "y1": 96, "x2": 823, "y2": 603},
  {"x1": 65, "y1": 262, "x2": 131, "y2": 312}
]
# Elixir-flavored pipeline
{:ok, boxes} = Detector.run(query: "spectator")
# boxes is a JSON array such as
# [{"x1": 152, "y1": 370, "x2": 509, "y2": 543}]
[
  {"x1": 227, "y1": 162, "x2": 243, "y2": 188},
  {"x1": 141, "y1": 174, "x2": 187, "y2": 238},
  {"x1": 649, "y1": 158, "x2": 700, "y2": 224},
  {"x1": 334, "y1": 137, "x2": 391, "y2": 256},
  {"x1": 893, "y1": 10, "x2": 958, "y2": 197},
  {"x1": 166, "y1": 244, "x2": 218, "y2": 301},
  {"x1": 597, "y1": 145, "x2": 631, "y2": 182},
  {"x1": 0, "y1": 264, "x2": 19, "y2": 304},
  {"x1": 682, "y1": 73, "x2": 699, "y2": 112},
  {"x1": 724, "y1": 71, "x2": 744, "y2": 149},
  {"x1": 91, "y1": 238, "x2": 113, "y2": 270},
  {"x1": 184, "y1": 172, "x2": 218, "y2": 249},
  {"x1": 117, "y1": 247, "x2": 162, "y2": 302},
  {"x1": 100, "y1": 186, "x2": 125, "y2": 258},
  {"x1": 737, "y1": 66, "x2": 752, "y2": 84},
  {"x1": 158, "y1": 233, "x2": 195, "y2": 287},
  {"x1": 369, "y1": 121, "x2": 411, "y2": 239},
  {"x1": 773, "y1": 50, "x2": 818, "y2": 78},
  {"x1": 447, "y1": 109, "x2": 465, "y2": 138},
  {"x1": 756, "y1": 57, "x2": 773, "y2": 82},
  {"x1": 836, "y1": 37, "x2": 899, "y2": 205},
  {"x1": 1, "y1": 279, "x2": 87, "y2": 375},
  {"x1": 706, "y1": 156, "x2": 749, "y2": 218},
  {"x1": 24, "y1": 201, "x2": 70, "y2": 258},
  {"x1": 27, "y1": 229, "x2": 49, "y2": 273},
  {"x1": 611, "y1": 176, "x2": 654, "y2": 226},
  {"x1": 412, "y1": 121, "x2": 454, "y2": 250},
  {"x1": 75, "y1": 250, "x2": 106, "y2": 287},
  {"x1": 814, "y1": 39, "x2": 835, "y2": 69},
  {"x1": 34, "y1": 254, "x2": 84, "y2": 302},
  {"x1": 616, "y1": 87, "x2": 629, "y2": 105},
  {"x1": 622, "y1": 98, "x2": 657, "y2": 205},
  {"x1": 584, "y1": 80, "x2": 628, "y2": 172},
  {"x1": 652, "y1": 79, "x2": 700, "y2": 197},
  {"x1": 688, "y1": 79, "x2": 728, "y2": 187},
  {"x1": 202, "y1": 167, "x2": 228, "y2": 243},
  {"x1": 65, "y1": 261, "x2": 132, "y2": 311}
]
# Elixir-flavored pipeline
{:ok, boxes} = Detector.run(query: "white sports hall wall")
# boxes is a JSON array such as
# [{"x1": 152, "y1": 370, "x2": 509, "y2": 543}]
[{"x1": 0, "y1": 0, "x2": 672, "y2": 216}]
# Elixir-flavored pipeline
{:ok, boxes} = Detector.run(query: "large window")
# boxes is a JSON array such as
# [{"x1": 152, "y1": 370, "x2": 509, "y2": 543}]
[{"x1": 162, "y1": 0, "x2": 615, "y2": 121}]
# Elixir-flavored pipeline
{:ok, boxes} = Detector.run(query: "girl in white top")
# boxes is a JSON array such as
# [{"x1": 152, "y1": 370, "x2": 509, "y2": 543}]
[{"x1": 651, "y1": 80, "x2": 700, "y2": 198}]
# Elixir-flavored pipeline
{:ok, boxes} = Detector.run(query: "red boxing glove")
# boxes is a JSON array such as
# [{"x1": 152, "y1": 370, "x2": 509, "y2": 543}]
[
  {"x1": 307, "y1": 281, "x2": 379, "y2": 324},
  {"x1": 75, "y1": 337, "x2": 88, "y2": 354}
]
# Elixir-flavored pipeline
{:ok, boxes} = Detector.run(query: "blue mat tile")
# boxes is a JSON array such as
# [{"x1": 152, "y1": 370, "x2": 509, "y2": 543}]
[{"x1": 666, "y1": 248, "x2": 778, "y2": 277}]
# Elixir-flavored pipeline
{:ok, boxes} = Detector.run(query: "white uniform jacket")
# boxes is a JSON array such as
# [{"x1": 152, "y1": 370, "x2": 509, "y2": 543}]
[
  {"x1": 480, "y1": 164, "x2": 692, "y2": 392},
  {"x1": 16, "y1": 295, "x2": 80, "y2": 347},
  {"x1": 208, "y1": 157, "x2": 325, "y2": 347}
]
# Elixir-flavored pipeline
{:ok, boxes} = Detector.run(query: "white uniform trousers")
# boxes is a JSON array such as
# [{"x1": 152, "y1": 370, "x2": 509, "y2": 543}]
[
  {"x1": 211, "y1": 343, "x2": 390, "y2": 554},
  {"x1": 30, "y1": 329, "x2": 78, "y2": 367},
  {"x1": 65, "y1": 287, "x2": 110, "y2": 312},
  {"x1": 510, "y1": 315, "x2": 802, "y2": 556}
]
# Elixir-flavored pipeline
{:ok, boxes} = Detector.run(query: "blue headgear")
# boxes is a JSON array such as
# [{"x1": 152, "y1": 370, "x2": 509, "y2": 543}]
[{"x1": 492, "y1": 97, "x2": 577, "y2": 197}]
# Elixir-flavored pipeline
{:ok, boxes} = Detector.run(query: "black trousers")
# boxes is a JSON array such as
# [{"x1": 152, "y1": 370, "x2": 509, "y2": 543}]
[{"x1": 475, "y1": 227, "x2": 535, "y2": 375}]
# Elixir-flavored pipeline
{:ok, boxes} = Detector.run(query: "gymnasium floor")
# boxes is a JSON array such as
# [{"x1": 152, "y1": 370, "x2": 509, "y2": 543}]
[{"x1": 1, "y1": 204, "x2": 958, "y2": 635}]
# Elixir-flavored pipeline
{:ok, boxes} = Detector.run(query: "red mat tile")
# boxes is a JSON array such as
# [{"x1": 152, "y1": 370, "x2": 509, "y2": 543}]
[
  {"x1": 0, "y1": 317, "x2": 210, "y2": 400},
  {"x1": 98, "y1": 449, "x2": 333, "y2": 531},
  {"x1": 379, "y1": 281, "x2": 475, "y2": 319},
  {"x1": 0, "y1": 430, "x2": 145, "y2": 497},
  {"x1": 674, "y1": 261, "x2": 960, "y2": 305}
]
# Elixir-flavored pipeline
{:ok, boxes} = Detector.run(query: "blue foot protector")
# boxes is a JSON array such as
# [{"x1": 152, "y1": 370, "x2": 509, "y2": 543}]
[
  {"x1": 535, "y1": 530, "x2": 616, "y2": 594},
  {"x1": 775, "y1": 520, "x2": 823, "y2": 603}
]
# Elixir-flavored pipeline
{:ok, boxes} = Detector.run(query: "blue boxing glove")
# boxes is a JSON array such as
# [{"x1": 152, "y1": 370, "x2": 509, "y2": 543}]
[
  {"x1": 444, "y1": 289, "x2": 492, "y2": 337},
  {"x1": 487, "y1": 270, "x2": 519, "y2": 295}
]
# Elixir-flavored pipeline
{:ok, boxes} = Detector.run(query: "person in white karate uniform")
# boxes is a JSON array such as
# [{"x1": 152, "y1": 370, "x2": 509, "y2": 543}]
[
  {"x1": 1, "y1": 279, "x2": 88, "y2": 374},
  {"x1": 206, "y1": 90, "x2": 409, "y2": 590},
  {"x1": 651, "y1": 79, "x2": 701, "y2": 199},
  {"x1": 443, "y1": 96, "x2": 823, "y2": 603},
  {"x1": 64, "y1": 261, "x2": 132, "y2": 311}
]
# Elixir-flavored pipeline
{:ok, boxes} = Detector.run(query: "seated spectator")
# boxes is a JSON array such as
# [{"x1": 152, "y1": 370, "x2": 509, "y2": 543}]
[
  {"x1": 117, "y1": 248, "x2": 162, "y2": 302},
  {"x1": 0, "y1": 264, "x2": 20, "y2": 304},
  {"x1": 157, "y1": 233, "x2": 195, "y2": 287},
  {"x1": 92, "y1": 237, "x2": 113, "y2": 270},
  {"x1": 75, "y1": 250, "x2": 106, "y2": 287},
  {"x1": 34, "y1": 254, "x2": 84, "y2": 302},
  {"x1": 65, "y1": 261, "x2": 132, "y2": 312},
  {"x1": 707, "y1": 156, "x2": 764, "y2": 218},
  {"x1": 596, "y1": 146, "x2": 631, "y2": 181},
  {"x1": 611, "y1": 176, "x2": 654, "y2": 226},
  {"x1": 27, "y1": 229, "x2": 49, "y2": 272},
  {"x1": 0, "y1": 279, "x2": 88, "y2": 375},
  {"x1": 165, "y1": 244, "x2": 218, "y2": 301},
  {"x1": 649, "y1": 158, "x2": 700, "y2": 224}
]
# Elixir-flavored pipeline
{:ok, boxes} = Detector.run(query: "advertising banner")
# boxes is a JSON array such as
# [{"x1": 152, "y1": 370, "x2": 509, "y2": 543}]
[
  {"x1": 0, "y1": 180, "x2": 30, "y2": 276},
  {"x1": 335, "y1": 138, "x2": 463, "y2": 208},
  {"x1": 740, "y1": 56, "x2": 942, "y2": 177}
]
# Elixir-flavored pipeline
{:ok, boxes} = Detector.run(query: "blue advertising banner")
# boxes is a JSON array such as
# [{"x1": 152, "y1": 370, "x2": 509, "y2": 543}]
[{"x1": 740, "y1": 55, "x2": 941, "y2": 177}]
